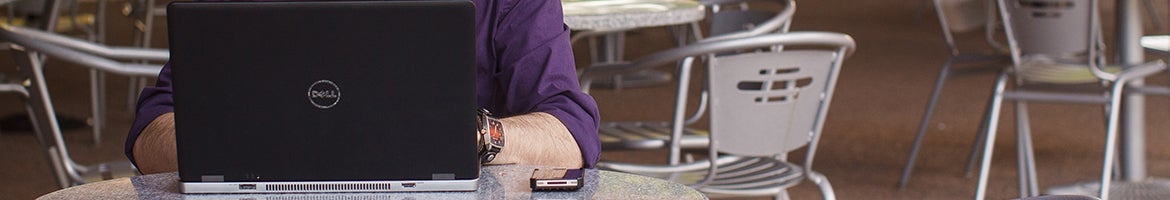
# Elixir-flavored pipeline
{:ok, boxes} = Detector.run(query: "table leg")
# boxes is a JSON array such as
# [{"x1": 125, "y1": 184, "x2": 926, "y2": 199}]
[{"x1": 1117, "y1": 0, "x2": 1145, "y2": 182}]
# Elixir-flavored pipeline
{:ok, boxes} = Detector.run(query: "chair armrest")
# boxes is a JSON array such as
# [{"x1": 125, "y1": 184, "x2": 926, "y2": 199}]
[
  {"x1": 0, "y1": 29, "x2": 164, "y2": 77},
  {"x1": 580, "y1": 32, "x2": 855, "y2": 79},
  {"x1": 1115, "y1": 60, "x2": 1166, "y2": 82},
  {"x1": 1, "y1": 25, "x2": 169, "y2": 61}
]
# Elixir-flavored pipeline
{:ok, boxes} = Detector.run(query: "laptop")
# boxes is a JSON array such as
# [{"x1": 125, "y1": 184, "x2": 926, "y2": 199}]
[{"x1": 167, "y1": 0, "x2": 479, "y2": 193}]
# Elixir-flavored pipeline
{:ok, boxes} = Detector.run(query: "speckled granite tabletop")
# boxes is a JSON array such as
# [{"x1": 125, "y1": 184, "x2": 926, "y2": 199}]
[
  {"x1": 562, "y1": 0, "x2": 705, "y2": 30},
  {"x1": 38, "y1": 165, "x2": 706, "y2": 199}
]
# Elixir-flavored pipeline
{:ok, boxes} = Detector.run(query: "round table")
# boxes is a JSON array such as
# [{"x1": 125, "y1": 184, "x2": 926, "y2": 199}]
[
  {"x1": 37, "y1": 165, "x2": 707, "y2": 199},
  {"x1": 562, "y1": 0, "x2": 705, "y2": 31}
]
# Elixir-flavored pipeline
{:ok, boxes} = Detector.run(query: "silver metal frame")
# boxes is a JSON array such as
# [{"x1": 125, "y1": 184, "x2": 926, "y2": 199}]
[
  {"x1": 590, "y1": 32, "x2": 854, "y2": 200},
  {"x1": 0, "y1": 24, "x2": 166, "y2": 188},
  {"x1": 583, "y1": 0, "x2": 798, "y2": 167},
  {"x1": 30, "y1": 0, "x2": 112, "y2": 145},
  {"x1": 899, "y1": 0, "x2": 1014, "y2": 189},
  {"x1": 972, "y1": 0, "x2": 1167, "y2": 199}
]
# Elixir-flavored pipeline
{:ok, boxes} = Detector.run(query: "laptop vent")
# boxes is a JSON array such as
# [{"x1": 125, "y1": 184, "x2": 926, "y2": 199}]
[{"x1": 264, "y1": 183, "x2": 394, "y2": 191}]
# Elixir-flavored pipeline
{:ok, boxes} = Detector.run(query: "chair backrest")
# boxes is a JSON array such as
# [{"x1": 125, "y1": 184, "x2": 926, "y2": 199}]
[
  {"x1": 701, "y1": 0, "x2": 794, "y2": 42},
  {"x1": 998, "y1": 0, "x2": 1116, "y2": 80},
  {"x1": 707, "y1": 49, "x2": 843, "y2": 156},
  {"x1": 933, "y1": 0, "x2": 1004, "y2": 54},
  {"x1": 1000, "y1": 0, "x2": 1095, "y2": 57}
]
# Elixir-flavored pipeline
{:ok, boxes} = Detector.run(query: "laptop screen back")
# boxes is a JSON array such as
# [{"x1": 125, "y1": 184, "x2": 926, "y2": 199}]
[{"x1": 168, "y1": 0, "x2": 479, "y2": 183}]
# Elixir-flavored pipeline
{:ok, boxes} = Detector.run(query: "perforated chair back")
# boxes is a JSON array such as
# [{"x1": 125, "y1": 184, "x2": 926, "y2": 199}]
[{"x1": 708, "y1": 50, "x2": 840, "y2": 156}]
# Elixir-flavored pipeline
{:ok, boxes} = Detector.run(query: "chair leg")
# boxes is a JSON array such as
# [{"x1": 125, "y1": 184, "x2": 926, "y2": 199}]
[
  {"x1": 667, "y1": 57, "x2": 696, "y2": 165},
  {"x1": 1015, "y1": 102, "x2": 1039, "y2": 198},
  {"x1": 127, "y1": 77, "x2": 137, "y2": 111},
  {"x1": 95, "y1": 0, "x2": 106, "y2": 44},
  {"x1": 667, "y1": 25, "x2": 689, "y2": 47},
  {"x1": 976, "y1": 72, "x2": 1009, "y2": 200},
  {"x1": 899, "y1": 58, "x2": 956, "y2": 189},
  {"x1": 1103, "y1": 102, "x2": 1120, "y2": 179},
  {"x1": 774, "y1": 189, "x2": 791, "y2": 200},
  {"x1": 22, "y1": 99, "x2": 70, "y2": 188},
  {"x1": 688, "y1": 21, "x2": 703, "y2": 42},
  {"x1": 88, "y1": 69, "x2": 104, "y2": 146},
  {"x1": 1098, "y1": 83, "x2": 1126, "y2": 200},
  {"x1": 966, "y1": 78, "x2": 999, "y2": 177},
  {"x1": 807, "y1": 171, "x2": 837, "y2": 200},
  {"x1": 14, "y1": 50, "x2": 83, "y2": 187},
  {"x1": 1143, "y1": 0, "x2": 1162, "y2": 31},
  {"x1": 588, "y1": 36, "x2": 600, "y2": 63},
  {"x1": 913, "y1": 0, "x2": 932, "y2": 24},
  {"x1": 965, "y1": 119, "x2": 989, "y2": 178}
]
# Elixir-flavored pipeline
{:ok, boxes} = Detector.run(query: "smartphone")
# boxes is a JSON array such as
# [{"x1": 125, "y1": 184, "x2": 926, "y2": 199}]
[{"x1": 529, "y1": 168, "x2": 584, "y2": 191}]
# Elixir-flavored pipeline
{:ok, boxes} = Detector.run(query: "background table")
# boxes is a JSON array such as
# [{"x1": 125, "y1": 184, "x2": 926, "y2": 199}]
[
  {"x1": 37, "y1": 165, "x2": 706, "y2": 199},
  {"x1": 1141, "y1": 35, "x2": 1169, "y2": 52},
  {"x1": 562, "y1": 0, "x2": 705, "y2": 88}
]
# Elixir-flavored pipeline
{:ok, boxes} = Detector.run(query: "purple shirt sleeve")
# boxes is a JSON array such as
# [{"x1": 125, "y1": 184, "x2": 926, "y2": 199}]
[
  {"x1": 127, "y1": 0, "x2": 602, "y2": 169},
  {"x1": 480, "y1": 0, "x2": 602, "y2": 168},
  {"x1": 125, "y1": 63, "x2": 174, "y2": 167}
]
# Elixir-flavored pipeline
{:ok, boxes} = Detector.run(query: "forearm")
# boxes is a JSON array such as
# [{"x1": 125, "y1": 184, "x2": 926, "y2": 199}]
[
  {"x1": 489, "y1": 112, "x2": 583, "y2": 168},
  {"x1": 132, "y1": 112, "x2": 179, "y2": 174}
]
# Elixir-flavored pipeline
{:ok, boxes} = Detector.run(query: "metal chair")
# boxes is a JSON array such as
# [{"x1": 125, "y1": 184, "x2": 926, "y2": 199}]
[
  {"x1": 120, "y1": 0, "x2": 166, "y2": 110},
  {"x1": 588, "y1": 32, "x2": 854, "y2": 199},
  {"x1": 18, "y1": 0, "x2": 160, "y2": 147},
  {"x1": 899, "y1": 0, "x2": 1013, "y2": 189},
  {"x1": 0, "y1": 24, "x2": 167, "y2": 188},
  {"x1": 973, "y1": 0, "x2": 1166, "y2": 199},
  {"x1": 2, "y1": 0, "x2": 109, "y2": 145},
  {"x1": 587, "y1": 0, "x2": 796, "y2": 166},
  {"x1": 81, "y1": 0, "x2": 164, "y2": 147}
]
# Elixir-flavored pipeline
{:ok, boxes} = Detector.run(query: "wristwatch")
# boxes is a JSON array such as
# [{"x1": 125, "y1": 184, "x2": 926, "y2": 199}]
[{"x1": 477, "y1": 109, "x2": 504, "y2": 163}]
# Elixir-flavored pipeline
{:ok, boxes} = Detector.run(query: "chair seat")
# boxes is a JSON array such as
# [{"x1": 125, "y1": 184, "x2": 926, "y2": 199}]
[
  {"x1": 600, "y1": 156, "x2": 805, "y2": 197},
  {"x1": 1017, "y1": 56, "x2": 1120, "y2": 84},
  {"x1": 598, "y1": 121, "x2": 709, "y2": 150}
]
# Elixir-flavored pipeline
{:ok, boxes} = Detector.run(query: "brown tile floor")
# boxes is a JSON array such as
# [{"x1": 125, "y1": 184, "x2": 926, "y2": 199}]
[{"x1": 6, "y1": 0, "x2": 1170, "y2": 199}]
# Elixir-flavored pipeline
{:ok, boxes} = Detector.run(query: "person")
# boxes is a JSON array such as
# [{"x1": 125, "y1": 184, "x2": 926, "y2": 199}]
[{"x1": 125, "y1": 0, "x2": 601, "y2": 174}]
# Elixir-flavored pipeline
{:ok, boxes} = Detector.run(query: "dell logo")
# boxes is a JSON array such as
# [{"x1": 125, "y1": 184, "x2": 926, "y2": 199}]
[{"x1": 308, "y1": 80, "x2": 340, "y2": 109}]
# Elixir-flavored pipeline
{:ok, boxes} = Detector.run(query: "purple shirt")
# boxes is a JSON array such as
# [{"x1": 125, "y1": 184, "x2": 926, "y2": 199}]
[{"x1": 126, "y1": 0, "x2": 601, "y2": 168}]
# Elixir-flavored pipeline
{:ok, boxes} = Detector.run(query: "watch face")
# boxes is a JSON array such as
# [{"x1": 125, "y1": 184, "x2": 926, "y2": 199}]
[{"x1": 489, "y1": 120, "x2": 504, "y2": 147}]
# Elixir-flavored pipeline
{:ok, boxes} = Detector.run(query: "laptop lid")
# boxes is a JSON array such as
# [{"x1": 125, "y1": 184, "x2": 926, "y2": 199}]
[{"x1": 167, "y1": 0, "x2": 478, "y2": 193}]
